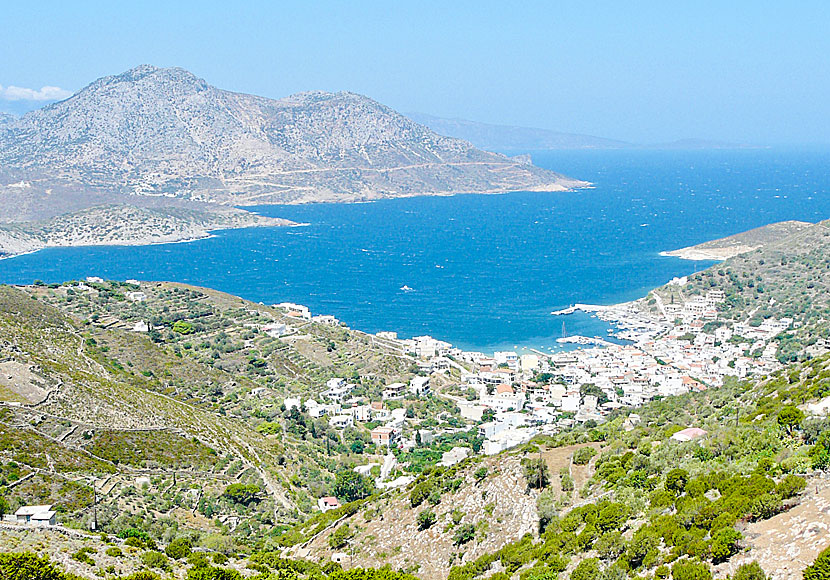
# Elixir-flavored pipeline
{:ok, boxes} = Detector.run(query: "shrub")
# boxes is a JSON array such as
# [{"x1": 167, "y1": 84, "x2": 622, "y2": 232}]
[
  {"x1": 105, "y1": 547, "x2": 122, "y2": 557},
  {"x1": 671, "y1": 560, "x2": 712, "y2": 580},
  {"x1": 453, "y1": 523, "x2": 476, "y2": 546},
  {"x1": 141, "y1": 551, "x2": 170, "y2": 571},
  {"x1": 417, "y1": 509, "x2": 437, "y2": 530},
  {"x1": 666, "y1": 469, "x2": 689, "y2": 494},
  {"x1": 804, "y1": 545, "x2": 830, "y2": 580},
  {"x1": 573, "y1": 447, "x2": 597, "y2": 465},
  {"x1": 732, "y1": 562, "x2": 768, "y2": 580},
  {"x1": 570, "y1": 558, "x2": 600, "y2": 580},
  {"x1": 776, "y1": 475, "x2": 806, "y2": 499},
  {"x1": 329, "y1": 524, "x2": 353, "y2": 549},
  {"x1": 710, "y1": 528, "x2": 742, "y2": 563},
  {"x1": 596, "y1": 531, "x2": 625, "y2": 560},
  {"x1": 165, "y1": 537, "x2": 192, "y2": 559},
  {"x1": 749, "y1": 494, "x2": 782, "y2": 520},
  {"x1": 0, "y1": 552, "x2": 65, "y2": 580}
]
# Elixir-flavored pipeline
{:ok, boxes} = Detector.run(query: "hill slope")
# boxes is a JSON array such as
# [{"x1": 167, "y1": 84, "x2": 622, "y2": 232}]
[
  {"x1": 0, "y1": 65, "x2": 586, "y2": 221},
  {"x1": 662, "y1": 220, "x2": 814, "y2": 261}
]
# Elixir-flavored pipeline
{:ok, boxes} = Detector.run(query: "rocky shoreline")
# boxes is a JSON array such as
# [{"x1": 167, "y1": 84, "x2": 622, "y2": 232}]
[{"x1": 0, "y1": 204, "x2": 293, "y2": 259}]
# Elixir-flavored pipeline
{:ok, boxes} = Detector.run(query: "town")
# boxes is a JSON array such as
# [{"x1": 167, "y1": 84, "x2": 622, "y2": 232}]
[{"x1": 271, "y1": 280, "x2": 799, "y2": 497}]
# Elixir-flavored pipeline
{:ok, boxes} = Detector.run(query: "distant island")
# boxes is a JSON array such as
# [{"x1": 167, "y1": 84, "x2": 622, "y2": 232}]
[
  {"x1": 0, "y1": 65, "x2": 590, "y2": 258},
  {"x1": 661, "y1": 220, "x2": 814, "y2": 261},
  {"x1": 409, "y1": 113, "x2": 757, "y2": 152}
]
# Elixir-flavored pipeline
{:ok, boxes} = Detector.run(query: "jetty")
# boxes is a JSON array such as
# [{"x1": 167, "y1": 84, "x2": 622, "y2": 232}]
[{"x1": 551, "y1": 304, "x2": 609, "y2": 316}]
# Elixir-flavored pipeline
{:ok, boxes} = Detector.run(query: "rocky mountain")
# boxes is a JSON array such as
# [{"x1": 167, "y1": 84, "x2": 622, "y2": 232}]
[
  {"x1": 0, "y1": 65, "x2": 586, "y2": 219},
  {"x1": 408, "y1": 113, "x2": 632, "y2": 151},
  {"x1": 0, "y1": 112, "x2": 14, "y2": 129}
]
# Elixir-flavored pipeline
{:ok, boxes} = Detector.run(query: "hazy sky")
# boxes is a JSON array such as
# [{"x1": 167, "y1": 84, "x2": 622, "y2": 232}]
[{"x1": 2, "y1": 1, "x2": 829, "y2": 145}]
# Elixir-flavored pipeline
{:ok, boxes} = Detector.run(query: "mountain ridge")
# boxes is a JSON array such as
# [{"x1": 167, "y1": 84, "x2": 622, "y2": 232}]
[{"x1": 0, "y1": 65, "x2": 586, "y2": 219}]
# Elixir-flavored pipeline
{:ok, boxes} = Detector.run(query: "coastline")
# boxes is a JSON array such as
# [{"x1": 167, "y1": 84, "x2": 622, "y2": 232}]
[
  {"x1": 0, "y1": 217, "x2": 294, "y2": 261},
  {"x1": 659, "y1": 247, "x2": 752, "y2": 261}
]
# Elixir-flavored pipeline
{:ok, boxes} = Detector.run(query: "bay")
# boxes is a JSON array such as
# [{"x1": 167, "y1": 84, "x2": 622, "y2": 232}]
[{"x1": 2, "y1": 148, "x2": 829, "y2": 353}]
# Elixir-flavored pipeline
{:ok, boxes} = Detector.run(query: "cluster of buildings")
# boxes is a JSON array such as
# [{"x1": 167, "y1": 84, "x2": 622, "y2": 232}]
[
  {"x1": 283, "y1": 375, "x2": 434, "y2": 445},
  {"x1": 365, "y1": 287, "x2": 796, "y2": 457}
]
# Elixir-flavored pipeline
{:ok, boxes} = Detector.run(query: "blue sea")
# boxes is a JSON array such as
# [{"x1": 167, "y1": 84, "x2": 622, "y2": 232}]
[{"x1": 2, "y1": 149, "x2": 829, "y2": 353}]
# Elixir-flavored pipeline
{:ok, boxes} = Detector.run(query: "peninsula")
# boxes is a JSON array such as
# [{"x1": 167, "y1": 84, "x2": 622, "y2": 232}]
[{"x1": 661, "y1": 219, "x2": 813, "y2": 260}]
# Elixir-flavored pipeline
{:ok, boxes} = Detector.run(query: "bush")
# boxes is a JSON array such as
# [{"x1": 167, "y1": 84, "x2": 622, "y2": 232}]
[
  {"x1": 732, "y1": 562, "x2": 767, "y2": 580},
  {"x1": 804, "y1": 545, "x2": 830, "y2": 580},
  {"x1": 671, "y1": 560, "x2": 712, "y2": 580},
  {"x1": 573, "y1": 447, "x2": 597, "y2": 465},
  {"x1": 453, "y1": 523, "x2": 476, "y2": 546},
  {"x1": 329, "y1": 524, "x2": 353, "y2": 549},
  {"x1": 776, "y1": 475, "x2": 806, "y2": 499},
  {"x1": 141, "y1": 551, "x2": 170, "y2": 571},
  {"x1": 165, "y1": 537, "x2": 192, "y2": 559},
  {"x1": 711, "y1": 528, "x2": 742, "y2": 563},
  {"x1": 666, "y1": 469, "x2": 689, "y2": 494},
  {"x1": 596, "y1": 531, "x2": 625, "y2": 560},
  {"x1": 417, "y1": 509, "x2": 437, "y2": 530},
  {"x1": 105, "y1": 547, "x2": 122, "y2": 557},
  {"x1": 410, "y1": 480, "x2": 433, "y2": 508},
  {"x1": 749, "y1": 494, "x2": 782, "y2": 520},
  {"x1": 0, "y1": 552, "x2": 65, "y2": 580},
  {"x1": 570, "y1": 558, "x2": 600, "y2": 580}
]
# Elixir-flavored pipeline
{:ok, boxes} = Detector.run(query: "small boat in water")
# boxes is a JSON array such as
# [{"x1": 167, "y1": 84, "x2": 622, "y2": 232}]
[{"x1": 400, "y1": 285, "x2": 414, "y2": 292}]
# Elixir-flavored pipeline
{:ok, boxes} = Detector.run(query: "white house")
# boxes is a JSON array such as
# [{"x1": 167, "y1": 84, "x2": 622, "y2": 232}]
[
  {"x1": 14, "y1": 505, "x2": 56, "y2": 526},
  {"x1": 409, "y1": 376, "x2": 430, "y2": 396},
  {"x1": 276, "y1": 302, "x2": 311, "y2": 320},
  {"x1": 329, "y1": 415, "x2": 354, "y2": 429},
  {"x1": 382, "y1": 382, "x2": 407, "y2": 400},
  {"x1": 126, "y1": 291, "x2": 147, "y2": 303}
]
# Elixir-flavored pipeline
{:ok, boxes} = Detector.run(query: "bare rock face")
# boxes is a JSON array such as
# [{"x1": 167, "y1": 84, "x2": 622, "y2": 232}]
[{"x1": 0, "y1": 65, "x2": 586, "y2": 215}]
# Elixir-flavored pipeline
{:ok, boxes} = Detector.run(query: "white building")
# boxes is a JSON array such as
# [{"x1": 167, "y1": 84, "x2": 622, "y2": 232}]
[
  {"x1": 382, "y1": 382, "x2": 407, "y2": 400},
  {"x1": 14, "y1": 505, "x2": 56, "y2": 527},
  {"x1": 276, "y1": 302, "x2": 311, "y2": 320},
  {"x1": 409, "y1": 376, "x2": 430, "y2": 396}
]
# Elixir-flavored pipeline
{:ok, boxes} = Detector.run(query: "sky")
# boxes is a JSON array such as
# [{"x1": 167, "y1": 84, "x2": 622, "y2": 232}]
[{"x1": 1, "y1": 0, "x2": 829, "y2": 145}]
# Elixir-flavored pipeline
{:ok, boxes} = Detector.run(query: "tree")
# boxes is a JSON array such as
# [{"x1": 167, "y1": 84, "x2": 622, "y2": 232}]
[
  {"x1": 333, "y1": 470, "x2": 374, "y2": 503},
  {"x1": 474, "y1": 467, "x2": 488, "y2": 482},
  {"x1": 329, "y1": 524, "x2": 353, "y2": 549},
  {"x1": 0, "y1": 496, "x2": 9, "y2": 519},
  {"x1": 453, "y1": 523, "x2": 476, "y2": 546},
  {"x1": 777, "y1": 406, "x2": 805, "y2": 436},
  {"x1": 223, "y1": 483, "x2": 260, "y2": 505},
  {"x1": 665, "y1": 468, "x2": 689, "y2": 494},
  {"x1": 523, "y1": 458, "x2": 551, "y2": 489},
  {"x1": 350, "y1": 440, "x2": 365, "y2": 454},
  {"x1": 417, "y1": 509, "x2": 437, "y2": 530}
]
